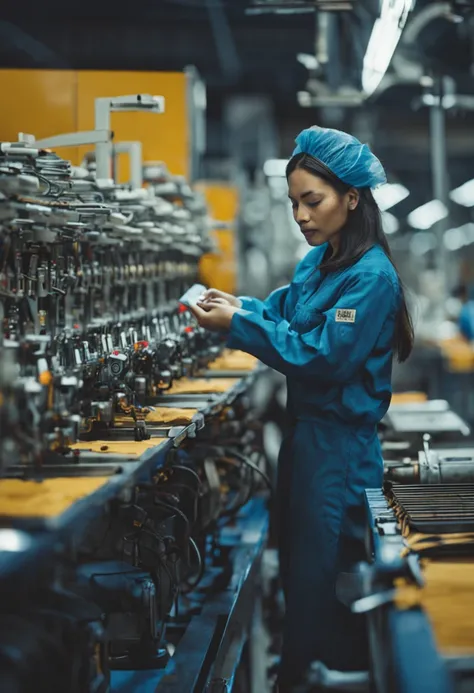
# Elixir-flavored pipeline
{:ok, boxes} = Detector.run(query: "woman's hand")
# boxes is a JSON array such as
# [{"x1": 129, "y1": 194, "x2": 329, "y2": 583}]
[
  {"x1": 199, "y1": 288, "x2": 242, "y2": 309},
  {"x1": 189, "y1": 301, "x2": 238, "y2": 332}
]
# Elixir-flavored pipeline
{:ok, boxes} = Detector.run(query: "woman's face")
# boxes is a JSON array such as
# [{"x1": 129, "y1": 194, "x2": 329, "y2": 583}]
[{"x1": 288, "y1": 167, "x2": 358, "y2": 250}]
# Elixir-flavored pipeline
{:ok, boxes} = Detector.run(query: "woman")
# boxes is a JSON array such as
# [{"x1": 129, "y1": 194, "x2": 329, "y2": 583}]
[{"x1": 190, "y1": 126, "x2": 414, "y2": 691}]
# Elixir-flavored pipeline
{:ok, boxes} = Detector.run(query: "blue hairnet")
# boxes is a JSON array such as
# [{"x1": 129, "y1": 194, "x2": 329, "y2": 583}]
[{"x1": 292, "y1": 126, "x2": 387, "y2": 189}]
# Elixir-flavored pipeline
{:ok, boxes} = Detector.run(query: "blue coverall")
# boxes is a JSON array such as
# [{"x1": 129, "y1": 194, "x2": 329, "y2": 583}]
[
  {"x1": 227, "y1": 243, "x2": 401, "y2": 688},
  {"x1": 459, "y1": 301, "x2": 474, "y2": 342}
]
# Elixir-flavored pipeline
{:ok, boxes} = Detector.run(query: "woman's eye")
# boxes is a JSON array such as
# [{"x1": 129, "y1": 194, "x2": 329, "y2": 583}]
[{"x1": 308, "y1": 201, "x2": 320, "y2": 208}]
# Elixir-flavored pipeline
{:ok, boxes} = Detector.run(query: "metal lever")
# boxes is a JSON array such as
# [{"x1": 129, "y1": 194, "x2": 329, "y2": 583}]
[{"x1": 422, "y1": 433, "x2": 432, "y2": 467}]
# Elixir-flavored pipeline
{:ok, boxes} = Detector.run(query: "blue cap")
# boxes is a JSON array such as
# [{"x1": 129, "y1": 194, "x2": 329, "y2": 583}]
[{"x1": 292, "y1": 126, "x2": 387, "y2": 189}]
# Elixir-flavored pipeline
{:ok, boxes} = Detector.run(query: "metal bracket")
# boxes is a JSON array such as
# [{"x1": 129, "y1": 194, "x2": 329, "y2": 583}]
[
  {"x1": 113, "y1": 141, "x2": 143, "y2": 189},
  {"x1": 94, "y1": 94, "x2": 165, "y2": 182},
  {"x1": 34, "y1": 130, "x2": 110, "y2": 149}
]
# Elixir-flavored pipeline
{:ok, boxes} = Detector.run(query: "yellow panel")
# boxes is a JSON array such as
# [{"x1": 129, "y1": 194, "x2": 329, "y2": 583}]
[
  {"x1": 195, "y1": 181, "x2": 239, "y2": 222},
  {"x1": 76, "y1": 71, "x2": 189, "y2": 179},
  {"x1": 195, "y1": 182, "x2": 239, "y2": 294},
  {"x1": 200, "y1": 229, "x2": 238, "y2": 295},
  {"x1": 0, "y1": 69, "x2": 78, "y2": 163}
]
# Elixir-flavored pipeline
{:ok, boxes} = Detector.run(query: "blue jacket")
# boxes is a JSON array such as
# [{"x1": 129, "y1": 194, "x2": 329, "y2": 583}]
[
  {"x1": 228, "y1": 244, "x2": 401, "y2": 426},
  {"x1": 459, "y1": 301, "x2": 474, "y2": 342}
]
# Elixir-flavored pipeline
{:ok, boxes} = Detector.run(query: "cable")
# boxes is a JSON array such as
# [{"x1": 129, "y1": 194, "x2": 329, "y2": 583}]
[
  {"x1": 224, "y1": 448, "x2": 272, "y2": 491},
  {"x1": 181, "y1": 537, "x2": 205, "y2": 594},
  {"x1": 218, "y1": 459, "x2": 253, "y2": 519},
  {"x1": 151, "y1": 496, "x2": 191, "y2": 531},
  {"x1": 168, "y1": 464, "x2": 201, "y2": 487}
]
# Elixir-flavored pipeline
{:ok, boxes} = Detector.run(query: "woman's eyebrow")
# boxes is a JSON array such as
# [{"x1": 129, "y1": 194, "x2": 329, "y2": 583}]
[{"x1": 288, "y1": 190, "x2": 321, "y2": 200}]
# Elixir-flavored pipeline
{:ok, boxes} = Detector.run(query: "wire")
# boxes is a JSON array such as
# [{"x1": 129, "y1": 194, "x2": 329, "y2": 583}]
[
  {"x1": 181, "y1": 537, "x2": 205, "y2": 594},
  {"x1": 35, "y1": 173, "x2": 52, "y2": 196},
  {"x1": 152, "y1": 496, "x2": 191, "y2": 531},
  {"x1": 218, "y1": 459, "x2": 253, "y2": 519},
  {"x1": 168, "y1": 464, "x2": 201, "y2": 487},
  {"x1": 224, "y1": 448, "x2": 272, "y2": 491}
]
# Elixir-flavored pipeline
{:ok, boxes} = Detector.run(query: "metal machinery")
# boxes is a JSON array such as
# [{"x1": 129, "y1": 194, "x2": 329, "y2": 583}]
[
  {"x1": 0, "y1": 97, "x2": 269, "y2": 693},
  {"x1": 298, "y1": 399, "x2": 474, "y2": 693}
]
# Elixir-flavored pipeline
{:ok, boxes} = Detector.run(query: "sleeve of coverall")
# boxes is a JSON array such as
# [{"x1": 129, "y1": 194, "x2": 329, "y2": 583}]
[
  {"x1": 238, "y1": 285, "x2": 289, "y2": 323},
  {"x1": 228, "y1": 272, "x2": 398, "y2": 383}
]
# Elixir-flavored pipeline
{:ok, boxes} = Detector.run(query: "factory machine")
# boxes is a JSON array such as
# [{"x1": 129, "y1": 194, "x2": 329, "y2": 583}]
[
  {"x1": 299, "y1": 397, "x2": 474, "y2": 693},
  {"x1": 0, "y1": 97, "x2": 269, "y2": 693}
]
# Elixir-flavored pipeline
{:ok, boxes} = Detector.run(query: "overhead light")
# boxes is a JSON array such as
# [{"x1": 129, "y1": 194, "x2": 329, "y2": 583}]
[
  {"x1": 297, "y1": 90, "x2": 313, "y2": 107},
  {"x1": 381, "y1": 211, "x2": 399, "y2": 234},
  {"x1": 407, "y1": 199, "x2": 448, "y2": 230},
  {"x1": 449, "y1": 178, "x2": 474, "y2": 207},
  {"x1": 373, "y1": 183, "x2": 409, "y2": 211},
  {"x1": 362, "y1": 0, "x2": 414, "y2": 97},
  {"x1": 263, "y1": 159, "x2": 289, "y2": 178},
  {"x1": 297, "y1": 53, "x2": 319, "y2": 71},
  {"x1": 409, "y1": 232, "x2": 437, "y2": 256},
  {"x1": 0, "y1": 529, "x2": 32, "y2": 552},
  {"x1": 444, "y1": 223, "x2": 474, "y2": 250}
]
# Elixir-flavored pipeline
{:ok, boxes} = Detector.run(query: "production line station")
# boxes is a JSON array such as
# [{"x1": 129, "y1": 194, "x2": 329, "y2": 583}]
[{"x1": 0, "y1": 89, "x2": 474, "y2": 693}]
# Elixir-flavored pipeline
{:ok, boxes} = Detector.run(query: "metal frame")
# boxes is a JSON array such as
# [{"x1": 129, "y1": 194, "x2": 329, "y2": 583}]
[
  {"x1": 112, "y1": 141, "x2": 144, "y2": 189},
  {"x1": 33, "y1": 93, "x2": 165, "y2": 187}
]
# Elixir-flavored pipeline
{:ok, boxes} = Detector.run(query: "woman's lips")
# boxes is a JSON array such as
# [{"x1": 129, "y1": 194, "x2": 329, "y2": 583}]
[{"x1": 302, "y1": 228, "x2": 317, "y2": 236}]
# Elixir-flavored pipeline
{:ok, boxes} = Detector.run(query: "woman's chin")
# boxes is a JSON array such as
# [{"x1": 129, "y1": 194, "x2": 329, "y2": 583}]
[{"x1": 306, "y1": 234, "x2": 325, "y2": 247}]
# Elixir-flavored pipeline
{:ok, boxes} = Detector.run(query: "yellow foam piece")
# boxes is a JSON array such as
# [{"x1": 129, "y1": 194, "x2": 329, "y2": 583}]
[
  {"x1": 391, "y1": 392, "x2": 427, "y2": 405},
  {"x1": 115, "y1": 407, "x2": 198, "y2": 426},
  {"x1": 70, "y1": 439, "x2": 165, "y2": 457},
  {"x1": 208, "y1": 349, "x2": 258, "y2": 372},
  {"x1": 0, "y1": 477, "x2": 110, "y2": 518},
  {"x1": 164, "y1": 378, "x2": 238, "y2": 395},
  {"x1": 439, "y1": 338, "x2": 474, "y2": 373},
  {"x1": 423, "y1": 559, "x2": 474, "y2": 653}
]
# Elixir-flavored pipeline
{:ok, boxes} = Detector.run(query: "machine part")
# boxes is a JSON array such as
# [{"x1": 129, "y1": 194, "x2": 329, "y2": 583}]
[
  {"x1": 387, "y1": 482, "x2": 474, "y2": 534},
  {"x1": 362, "y1": 488, "x2": 459, "y2": 693},
  {"x1": 302, "y1": 661, "x2": 369, "y2": 691},
  {"x1": 419, "y1": 435, "x2": 474, "y2": 483}
]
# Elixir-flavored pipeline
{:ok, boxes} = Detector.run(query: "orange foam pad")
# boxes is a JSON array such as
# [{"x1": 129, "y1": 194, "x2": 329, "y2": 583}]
[
  {"x1": 164, "y1": 378, "x2": 239, "y2": 395},
  {"x1": 419, "y1": 559, "x2": 474, "y2": 654},
  {"x1": 115, "y1": 407, "x2": 198, "y2": 426},
  {"x1": 70, "y1": 439, "x2": 165, "y2": 457},
  {"x1": 439, "y1": 338, "x2": 474, "y2": 373},
  {"x1": 208, "y1": 349, "x2": 258, "y2": 372},
  {"x1": 391, "y1": 392, "x2": 428, "y2": 405},
  {"x1": 0, "y1": 477, "x2": 110, "y2": 518}
]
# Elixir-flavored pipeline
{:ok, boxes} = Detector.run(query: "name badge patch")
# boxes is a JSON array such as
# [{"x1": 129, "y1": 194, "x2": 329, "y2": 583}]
[{"x1": 335, "y1": 309, "x2": 356, "y2": 323}]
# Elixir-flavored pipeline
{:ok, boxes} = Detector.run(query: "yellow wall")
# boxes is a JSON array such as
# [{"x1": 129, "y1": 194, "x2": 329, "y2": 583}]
[
  {"x1": 0, "y1": 69, "x2": 79, "y2": 164},
  {"x1": 0, "y1": 69, "x2": 189, "y2": 179},
  {"x1": 196, "y1": 182, "x2": 239, "y2": 295},
  {"x1": 76, "y1": 71, "x2": 188, "y2": 179}
]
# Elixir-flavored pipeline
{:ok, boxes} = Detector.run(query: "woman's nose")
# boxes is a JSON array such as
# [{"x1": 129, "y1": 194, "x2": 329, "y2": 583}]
[{"x1": 295, "y1": 206, "x2": 310, "y2": 223}]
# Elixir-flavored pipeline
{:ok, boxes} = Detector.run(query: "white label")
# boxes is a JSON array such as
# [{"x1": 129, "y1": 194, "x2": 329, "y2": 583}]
[{"x1": 335, "y1": 308, "x2": 356, "y2": 323}]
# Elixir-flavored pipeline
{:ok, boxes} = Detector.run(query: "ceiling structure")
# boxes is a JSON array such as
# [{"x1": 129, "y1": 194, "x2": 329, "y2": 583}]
[{"x1": 1, "y1": 0, "x2": 474, "y2": 220}]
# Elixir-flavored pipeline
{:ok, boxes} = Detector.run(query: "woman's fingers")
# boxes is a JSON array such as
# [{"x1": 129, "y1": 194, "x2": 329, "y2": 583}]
[{"x1": 188, "y1": 303, "x2": 208, "y2": 324}]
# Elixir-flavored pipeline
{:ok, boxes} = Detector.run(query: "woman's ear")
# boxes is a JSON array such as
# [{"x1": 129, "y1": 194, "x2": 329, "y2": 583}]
[{"x1": 347, "y1": 188, "x2": 359, "y2": 211}]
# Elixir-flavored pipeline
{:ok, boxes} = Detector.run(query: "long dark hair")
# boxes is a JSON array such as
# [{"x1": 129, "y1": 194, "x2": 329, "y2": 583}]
[{"x1": 286, "y1": 152, "x2": 414, "y2": 363}]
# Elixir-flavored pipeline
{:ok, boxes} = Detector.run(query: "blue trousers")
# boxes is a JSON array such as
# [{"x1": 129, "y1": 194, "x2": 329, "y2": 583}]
[{"x1": 276, "y1": 417, "x2": 383, "y2": 690}]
